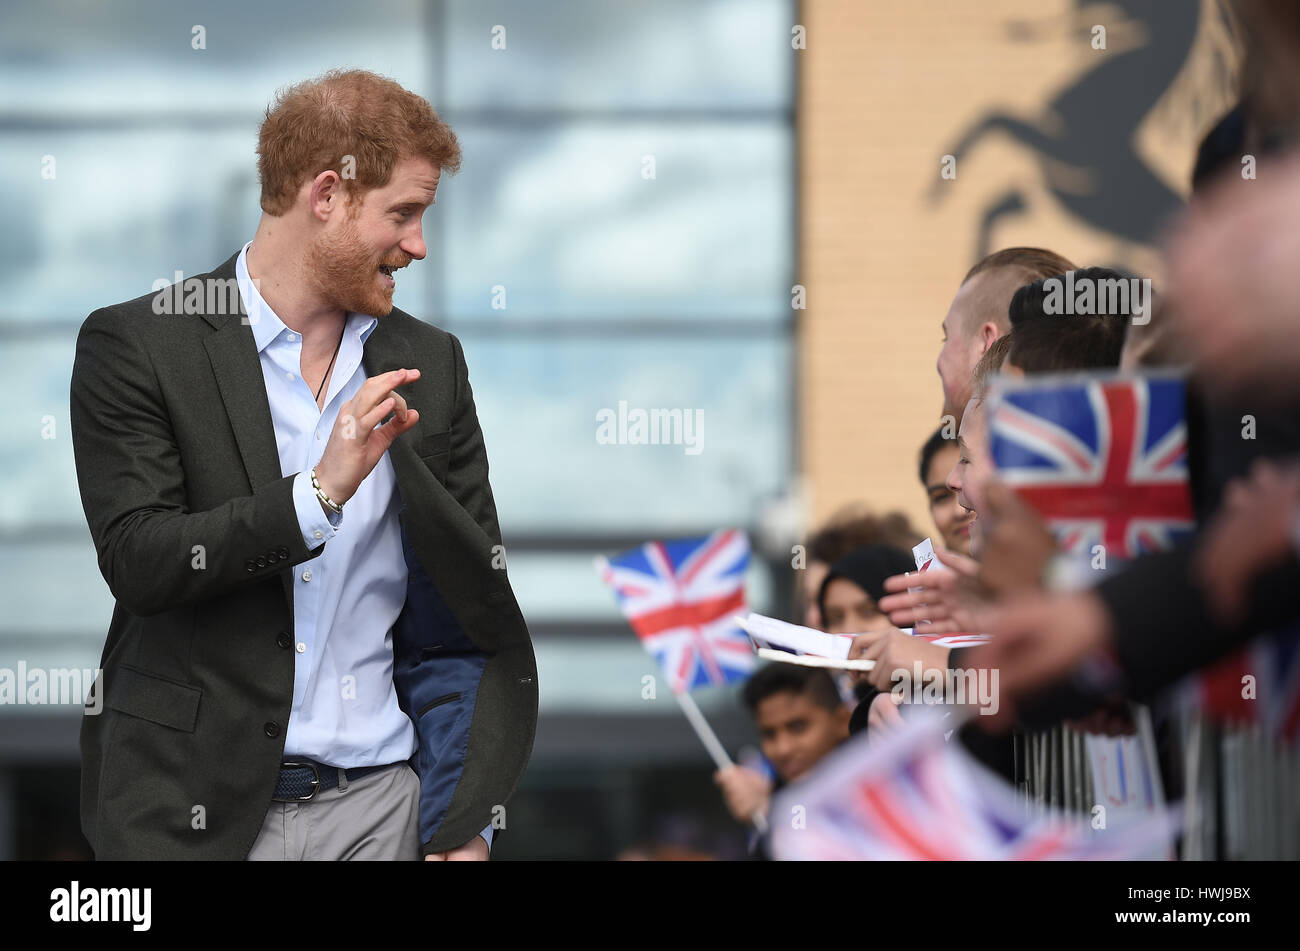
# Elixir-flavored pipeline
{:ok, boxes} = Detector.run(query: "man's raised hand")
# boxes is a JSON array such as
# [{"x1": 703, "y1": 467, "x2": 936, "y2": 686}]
[{"x1": 313, "y1": 368, "x2": 421, "y2": 505}]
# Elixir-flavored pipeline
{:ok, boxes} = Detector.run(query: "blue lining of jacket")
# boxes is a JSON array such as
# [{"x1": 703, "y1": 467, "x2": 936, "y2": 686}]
[{"x1": 392, "y1": 512, "x2": 487, "y2": 847}]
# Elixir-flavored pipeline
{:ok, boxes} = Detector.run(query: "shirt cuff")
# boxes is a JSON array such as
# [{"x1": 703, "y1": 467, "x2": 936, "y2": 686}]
[
  {"x1": 479, "y1": 823, "x2": 493, "y2": 853},
  {"x1": 293, "y1": 469, "x2": 340, "y2": 550}
]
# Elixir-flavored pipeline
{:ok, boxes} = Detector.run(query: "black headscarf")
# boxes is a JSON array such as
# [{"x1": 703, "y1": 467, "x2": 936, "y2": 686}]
[
  {"x1": 816, "y1": 543, "x2": 915, "y2": 625},
  {"x1": 816, "y1": 543, "x2": 915, "y2": 737}
]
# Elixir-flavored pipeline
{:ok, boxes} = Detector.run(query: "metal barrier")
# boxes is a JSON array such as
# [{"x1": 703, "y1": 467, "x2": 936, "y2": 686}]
[{"x1": 1018, "y1": 712, "x2": 1300, "y2": 859}]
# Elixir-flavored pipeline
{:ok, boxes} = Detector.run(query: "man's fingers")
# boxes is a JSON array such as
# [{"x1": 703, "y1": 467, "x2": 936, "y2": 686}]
[
  {"x1": 882, "y1": 571, "x2": 917, "y2": 593},
  {"x1": 369, "y1": 408, "x2": 420, "y2": 454},
  {"x1": 355, "y1": 368, "x2": 420, "y2": 417},
  {"x1": 933, "y1": 547, "x2": 978, "y2": 576},
  {"x1": 877, "y1": 590, "x2": 922, "y2": 613},
  {"x1": 848, "y1": 629, "x2": 888, "y2": 659},
  {"x1": 914, "y1": 618, "x2": 962, "y2": 635},
  {"x1": 389, "y1": 388, "x2": 409, "y2": 424},
  {"x1": 358, "y1": 396, "x2": 397, "y2": 433}
]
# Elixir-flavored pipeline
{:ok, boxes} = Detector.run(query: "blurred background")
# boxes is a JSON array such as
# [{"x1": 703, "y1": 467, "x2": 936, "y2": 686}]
[{"x1": 0, "y1": 0, "x2": 1237, "y2": 858}]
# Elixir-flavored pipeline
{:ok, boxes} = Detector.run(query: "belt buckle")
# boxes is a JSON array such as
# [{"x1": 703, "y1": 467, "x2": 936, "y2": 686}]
[{"x1": 277, "y1": 761, "x2": 321, "y2": 802}]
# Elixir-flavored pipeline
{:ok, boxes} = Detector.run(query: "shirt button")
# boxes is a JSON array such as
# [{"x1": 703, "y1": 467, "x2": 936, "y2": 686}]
[
  {"x1": 313, "y1": 530, "x2": 323, "y2": 540},
  {"x1": 296, "y1": 642, "x2": 307, "y2": 654},
  {"x1": 287, "y1": 332, "x2": 297, "y2": 341},
  {"x1": 285, "y1": 370, "x2": 294, "y2": 380},
  {"x1": 301, "y1": 569, "x2": 312, "y2": 582}
]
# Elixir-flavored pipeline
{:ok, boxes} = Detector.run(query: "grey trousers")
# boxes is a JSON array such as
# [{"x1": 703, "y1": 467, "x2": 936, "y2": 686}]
[{"x1": 246, "y1": 762, "x2": 422, "y2": 861}]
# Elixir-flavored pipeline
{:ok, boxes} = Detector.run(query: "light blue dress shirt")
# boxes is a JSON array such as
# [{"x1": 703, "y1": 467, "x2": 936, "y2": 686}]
[{"x1": 236, "y1": 243, "x2": 491, "y2": 852}]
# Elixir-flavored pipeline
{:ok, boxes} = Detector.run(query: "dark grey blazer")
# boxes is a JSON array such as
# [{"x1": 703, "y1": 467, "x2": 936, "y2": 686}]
[{"x1": 68, "y1": 250, "x2": 538, "y2": 859}]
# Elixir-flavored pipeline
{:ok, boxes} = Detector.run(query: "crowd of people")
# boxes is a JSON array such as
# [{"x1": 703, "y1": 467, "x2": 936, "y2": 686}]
[{"x1": 711, "y1": 0, "x2": 1300, "y2": 859}]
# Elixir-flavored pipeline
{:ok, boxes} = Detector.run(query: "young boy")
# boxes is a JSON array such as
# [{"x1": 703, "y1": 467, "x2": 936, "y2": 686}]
[{"x1": 714, "y1": 665, "x2": 850, "y2": 833}]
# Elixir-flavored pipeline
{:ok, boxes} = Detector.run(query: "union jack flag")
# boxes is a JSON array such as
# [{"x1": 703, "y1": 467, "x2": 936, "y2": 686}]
[
  {"x1": 597, "y1": 530, "x2": 756, "y2": 694},
  {"x1": 986, "y1": 373, "x2": 1195, "y2": 559},
  {"x1": 771, "y1": 710, "x2": 1180, "y2": 860}
]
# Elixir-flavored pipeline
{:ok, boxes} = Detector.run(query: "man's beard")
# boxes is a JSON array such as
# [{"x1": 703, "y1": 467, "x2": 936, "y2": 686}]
[{"x1": 306, "y1": 218, "x2": 407, "y2": 318}]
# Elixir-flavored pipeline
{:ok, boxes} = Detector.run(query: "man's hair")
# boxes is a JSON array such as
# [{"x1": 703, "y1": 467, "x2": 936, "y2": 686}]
[
  {"x1": 805, "y1": 505, "x2": 922, "y2": 562},
  {"x1": 918, "y1": 426, "x2": 957, "y2": 486},
  {"x1": 742, "y1": 663, "x2": 842, "y2": 715},
  {"x1": 955, "y1": 247, "x2": 1077, "y2": 335},
  {"x1": 1006, "y1": 268, "x2": 1133, "y2": 372},
  {"x1": 257, "y1": 69, "x2": 462, "y2": 216},
  {"x1": 969, "y1": 333, "x2": 1012, "y2": 402},
  {"x1": 962, "y1": 247, "x2": 1077, "y2": 286}
]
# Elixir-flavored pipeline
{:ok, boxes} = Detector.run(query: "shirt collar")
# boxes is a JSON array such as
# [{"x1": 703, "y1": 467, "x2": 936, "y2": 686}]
[{"x1": 236, "y1": 241, "x2": 379, "y2": 354}]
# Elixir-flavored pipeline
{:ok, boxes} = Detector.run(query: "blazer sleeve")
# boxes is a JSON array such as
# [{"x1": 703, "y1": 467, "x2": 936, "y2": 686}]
[
  {"x1": 442, "y1": 332, "x2": 504, "y2": 547},
  {"x1": 69, "y1": 306, "x2": 317, "y2": 617}
]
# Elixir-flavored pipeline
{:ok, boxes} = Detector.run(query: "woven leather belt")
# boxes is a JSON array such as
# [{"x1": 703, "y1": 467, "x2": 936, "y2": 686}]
[{"x1": 272, "y1": 759, "x2": 396, "y2": 802}]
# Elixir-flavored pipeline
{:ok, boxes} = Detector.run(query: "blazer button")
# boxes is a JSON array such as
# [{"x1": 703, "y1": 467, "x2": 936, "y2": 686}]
[
  {"x1": 267, "y1": 552, "x2": 279, "y2": 565},
  {"x1": 256, "y1": 556, "x2": 267, "y2": 569},
  {"x1": 245, "y1": 560, "x2": 256, "y2": 572},
  {"x1": 264, "y1": 721, "x2": 280, "y2": 738},
  {"x1": 278, "y1": 546, "x2": 290, "y2": 559},
  {"x1": 276, "y1": 631, "x2": 292, "y2": 649}
]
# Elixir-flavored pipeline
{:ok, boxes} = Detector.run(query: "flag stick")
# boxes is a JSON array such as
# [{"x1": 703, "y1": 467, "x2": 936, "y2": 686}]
[{"x1": 675, "y1": 689, "x2": 769, "y2": 834}]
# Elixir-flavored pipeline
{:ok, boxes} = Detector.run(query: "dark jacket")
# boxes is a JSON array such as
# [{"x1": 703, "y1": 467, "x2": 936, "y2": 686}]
[{"x1": 69, "y1": 251, "x2": 538, "y2": 859}]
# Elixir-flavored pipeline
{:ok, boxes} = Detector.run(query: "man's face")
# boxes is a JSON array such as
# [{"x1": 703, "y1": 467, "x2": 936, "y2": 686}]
[
  {"x1": 937, "y1": 269, "x2": 1023, "y2": 418},
  {"x1": 937, "y1": 275, "x2": 991, "y2": 418},
  {"x1": 306, "y1": 155, "x2": 440, "y2": 317},
  {"x1": 924, "y1": 442, "x2": 973, "y2": 554},
  {"x1": 948, "y1": 396, "x2": 992, "y2": 558},
  {"x1": 755, "y1": 690, "x2": 849, "y2": 783}
]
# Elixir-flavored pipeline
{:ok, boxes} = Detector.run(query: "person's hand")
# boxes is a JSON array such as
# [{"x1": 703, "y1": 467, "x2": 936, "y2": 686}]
[
  {"x1": 1196, "y1": 459, "x2": 1300, "y2": 627},
  {"x1": 314, "y1": 368, "x2": 421, "y2": 505},
  {"x1": 425, "y1": 835, "x2": 489, "y2": 861},
  {"x1": 866, "y1": 691, "x2": 905, "y2": 739},
  {"x1": 713, "y1": 766, "x2": 772, "y2": 825},
  {"x1": 1164, "y1": 150, "x2": 1300, "y2": 399},
  {"x1": 849, "y1": 627, "x2": 952, "y2": 694},
  {"x1": 878, "y1": 548, "x2": 983, "y2": 633},
  {"x1": 966, "y1": 589, "x2": 1116, "y2": 729},
  {"x1": 977, "y1": 481, "x2": 1056, "y2": 595}
]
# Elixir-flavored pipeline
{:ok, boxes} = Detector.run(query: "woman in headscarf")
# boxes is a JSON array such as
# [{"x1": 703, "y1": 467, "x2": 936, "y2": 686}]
[{"x1": 816, "y1": 544, "x2": 916, "y2": 738}]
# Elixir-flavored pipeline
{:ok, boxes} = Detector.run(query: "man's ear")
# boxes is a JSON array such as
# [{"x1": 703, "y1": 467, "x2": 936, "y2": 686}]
[
  {"x1": 977, "y1": 321, "x2": 1001, "y2": 353},
  {"x1": 308, "y1": 169, "x2": 344, "y2": 222}
]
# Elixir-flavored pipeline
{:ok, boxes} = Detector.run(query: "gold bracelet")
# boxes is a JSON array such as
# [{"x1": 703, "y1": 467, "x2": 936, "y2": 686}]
[{"x1": 310, "y1": 467, "x2": 342, "y2": 514}]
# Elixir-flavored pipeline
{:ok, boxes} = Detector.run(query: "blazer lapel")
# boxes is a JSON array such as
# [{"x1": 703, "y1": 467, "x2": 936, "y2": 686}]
[
  {"x1": 360, "y1": 314, "x2": 423, "y2": 479},
  {"x1": 201, "y1": 251, "x2": 297, "y2": 612}
]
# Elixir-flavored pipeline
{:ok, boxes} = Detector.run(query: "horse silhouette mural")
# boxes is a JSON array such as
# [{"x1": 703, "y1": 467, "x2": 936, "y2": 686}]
[{"x1": 931, "y1": 0, "x2": 1209, "y2": 260}]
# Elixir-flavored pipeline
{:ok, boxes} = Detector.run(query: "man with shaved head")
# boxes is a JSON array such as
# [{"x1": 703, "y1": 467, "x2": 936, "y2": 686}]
[{"x1": 935, "y1": 247, "x2": 1075, "y2": 419}]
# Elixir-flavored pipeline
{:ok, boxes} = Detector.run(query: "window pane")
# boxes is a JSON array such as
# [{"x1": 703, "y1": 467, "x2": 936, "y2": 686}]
[
  {"x1": 463, "y1": 335, "x2": 791, "y2": 533},
  {"x1": 443, "y1": 0, "x2": 794, "y2": 111},
  {"x1": 1, "y1": 129, "x2": 430, "y2": 324},
  {"x1": 0, "y1": 338, "x2": 81, "y2": 529},
  {"x1": 441, "y1": 122, "x2": 792, "y2": 319},
  {"x1": 0, "y1": 0, "x2": 429, "y2": 115}
]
